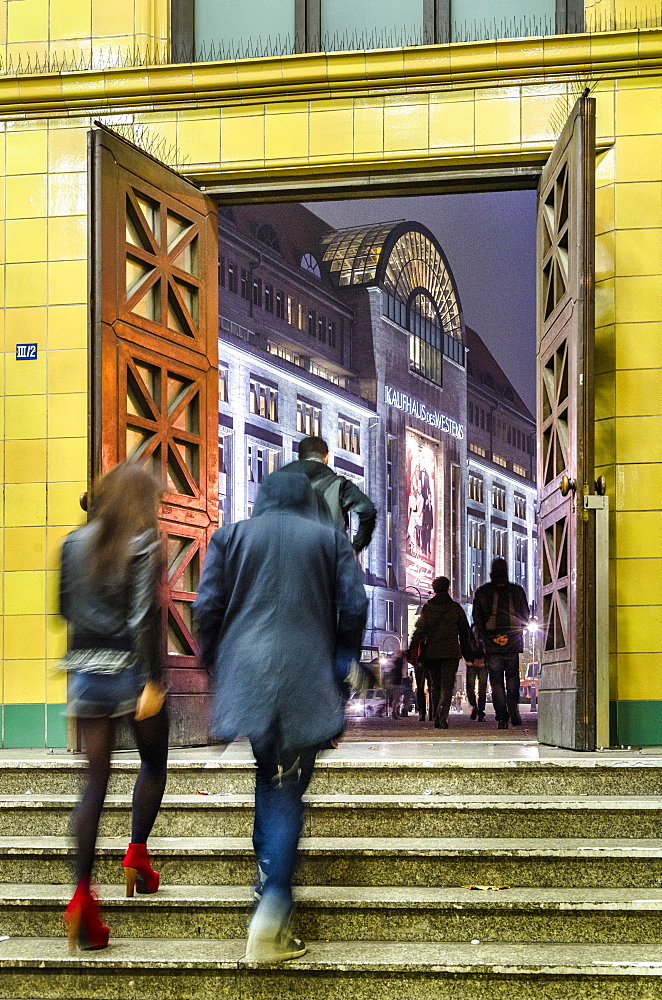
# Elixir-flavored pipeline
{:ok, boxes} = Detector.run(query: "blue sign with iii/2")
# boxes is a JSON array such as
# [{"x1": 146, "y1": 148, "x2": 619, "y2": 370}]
[{"x1": 16, "y1": 343, "x2": 38, "y2": 360}]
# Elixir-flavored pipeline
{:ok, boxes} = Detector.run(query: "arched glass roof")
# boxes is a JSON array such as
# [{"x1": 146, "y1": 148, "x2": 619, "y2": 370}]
[{"x1": 319, "y1": 221, "x2": 463, "y2": 343}]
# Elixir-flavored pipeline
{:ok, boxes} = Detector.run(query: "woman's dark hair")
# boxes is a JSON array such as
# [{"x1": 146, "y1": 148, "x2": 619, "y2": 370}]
[
  {"x1": 490, "y1": 557, "x2": 509, "y2": 584},
  {"x1": 90, "y1": 462, "x2": 163, "y2": 582}
]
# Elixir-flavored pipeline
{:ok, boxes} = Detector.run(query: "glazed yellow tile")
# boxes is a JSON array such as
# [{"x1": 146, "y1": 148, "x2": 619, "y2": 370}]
[
  {"x1": 220, "y1": 115, "x2": 265, "y2": 163},
  {"x1": 47, "y1": 437, "x2": 86, "y2": 483},
  {"x1": 4, "y1": 526, "x2": 46, "y2": 571},
  {"x1": 4, "y1": 570, "x2": 46, "y2": 616},
  {"x1": 383, "y1": 103, "x2": 427, "y2": 152},
  {"x1": 5, "y1": 482, "x2": 47, "y2": 527},
  {"x1": 594, "y1": 416, "x2": 615, "y2": 466},
  {"x1": 5, "y1": 350, "x2": 46, "y2": 395},
  {"x1": 429, "y1": 102, "x2": 474, "y2": 149},
  {"x1": 4, "y1": 614, "x2": 47, "y2": 660},
  {"x1": 520, "y1": 95, "x2": 561, "y2": 144},
  {"x1": 595, "y1": 147, "x2": 615, "y2": 189},
  {"x1": 614, "y1": 275, "x2": 662, "y2": 324},
  {"x1": 45, "y1": 569, "x2": 59, "y2": 615},
  {"x1": 615, "y1": 229, "x2": 662, "y2": 278},
  {"x1": 5, "y1": 438, "x2": 47, "y2": 484},
  {"x1": 5, "y1": 174, "x2": 47, "y2": 219},
  {"x1": 616, "y1": 85, "x2": 662, "y2": 137},
  {"x1": 615, "y1": 182, "x2": 662, "y2": 230},
  {"x1": 616, "y1": 558, "x2": 662, "y2": 605},
  {"x1": 595, "y1": 88, "x2": 615, "y2": 141},
  {"x1": 48, "y1": 261, "x2": 87, "y2": 306},
  {"x1": 48, "y1": 128, "x2": 87, "y2": 173},
  {"x1": 3, "y1": 660, "x2": 46, "y2": 703},
  {"x1": 617, "y1": 653, "x2": 662, "y2": 701},
  {"x1": 616, "y1": 415, "x2": 662, "y2": 463},
  {"x1": 48, "y1": 480, "x2": 87, "y2": 526},
  {"x1": 595, "y1": 232, "x2": 615, "y2": 283},
  {"x1": 5, "y1": 128, "x2": 47, "y2": 175},
  {"x1": 177, "y1": 116, "x2": 220, "y2": 165},
  {"x1": 615, "y1": 369, "x2": 662, "y2": 417},
  {"x1": 48, "y1": 349, "x2": 86, "y2": 395},
  {"x1": 48, "y1": 172, "x2": 86, "y2": 217},
  {"x1": 47, "y1": 391, "x2": 86, "y2": 438},
  {"x1": 5, "y1": 218, "x2": 47, "y2": 264},
  {"x1": 616, "y1": 605, "x2": 662, "y2": 654},
  {"x1": 5, "y1": 395, "x2": 47, "y2": 440},
  {"x1": 46, "y1": 667, "x2": 67, "y2": 705},
  {"x1": 47, "y1": 614, "x2": 68, "y2": 660},
  {"x1": 4, "y1": 306, "x2": 46, "y2": 351},
  {"x1": 265, "y1": 112, "x2": 308, "y2": 161},
  {"x1": 48, "y1": 38, "x2": 93, "y2": 66},
  {"x1": 5, "y1": 38, "x2": 49, "y2": 63},
  {"x1": 5, "y1": 262, "x2": 47, "y2": 308},
  {"x1": 594, "y1": 372, "x2": 615, "y2": 422},
  {"x1": 7, "y1": 0, "x2": 48, "y2": 44},
  {"x1": 616, "y1": 135, "x2": 662, "y2": 184},
  {"x1": 475, "y1": 98, "x2": 520, "y2": 147},
  {"x1": 309, "y1": 110, "x2": 353, "y2": 159},
  {"x1": 50, "y1": 0, "x2": 92, "y2": 39},
  {"x1": 615, "y1": 323, "x2": 662, "y2": 371},
  {"x1": 91, "y1": 0, "x2": 135, "y2": 38},
  {"x1": 595, "y1": 183, "x2": 614, "y2": 238},
  {"x1": 47, "y1": 304, "x2": 87, "y2": 350},
  {"x1": 594, "y1": 278, "x2": 614, "y2": 329},
  {"x1": 48, "y1": 215, "x2": 87, "y2": 262}
]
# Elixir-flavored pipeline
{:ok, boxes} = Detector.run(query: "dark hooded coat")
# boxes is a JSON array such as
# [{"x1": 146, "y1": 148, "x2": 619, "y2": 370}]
[{"x1": 193, "y1": 472, "x2": 368, "y2": 752}]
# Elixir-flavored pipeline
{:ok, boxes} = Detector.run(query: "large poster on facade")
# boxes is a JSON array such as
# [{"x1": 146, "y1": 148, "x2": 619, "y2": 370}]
[{"x1": 406, "y1": 432, "x2": 437, "y2": 591}]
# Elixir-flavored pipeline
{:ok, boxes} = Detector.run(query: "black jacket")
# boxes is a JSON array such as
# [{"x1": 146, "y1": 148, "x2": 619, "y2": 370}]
[
  {"x1": 277, "y1": 458, "x2": 376, "y2": 552},
  {"x1": 472, "y1": 581, "x2": 530, "y2": 655},
  {"x1": 407, "y1": 593, "x2": 473, "y2": 662}
]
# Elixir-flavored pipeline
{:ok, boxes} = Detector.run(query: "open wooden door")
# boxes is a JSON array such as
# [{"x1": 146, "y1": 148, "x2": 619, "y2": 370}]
[
  {"x1": 536, "y1": 94, "x2": 597, "y2": 751},
  {"x1": 89, "y1": 125, "x2": 218, "y2": 745}
]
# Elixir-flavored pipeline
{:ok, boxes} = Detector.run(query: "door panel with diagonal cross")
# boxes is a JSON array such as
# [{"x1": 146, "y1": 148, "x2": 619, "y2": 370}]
[
  {"x1": 536, "y1": 95, "x2": 596, "y2": 751},
  {"x1": 90, "y1": 126, "x2": 218, "y2": 746}
]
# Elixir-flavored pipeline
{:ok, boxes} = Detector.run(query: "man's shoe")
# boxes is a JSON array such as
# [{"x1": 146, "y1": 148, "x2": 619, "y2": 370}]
[
  {"x1": 497, "y1": 720, "x2": 509, "y2": 730},
  {"x1": 510, "y1": 713, "x2": 522, "y2": 726},
  {"x1": 439, "y1": 721, "x2": 449, "y2": 729},
  {"x1": 477, "y1": 712, "x2": 486, "y2": 722},
  {"x1": 470, "y1": 707, "x2": 478, "y2": 720},
  {"x1": 418, "y1": 713, "x2": 426, "y2": 722},
  {"x1": 244, "y1": 928, "x2": 307, "y2": 963}
]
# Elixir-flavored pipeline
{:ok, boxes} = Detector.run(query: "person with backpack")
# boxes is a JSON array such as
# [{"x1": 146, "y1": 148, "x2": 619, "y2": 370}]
[
  {"x1": 472, "y1": 557, "x2": 530, "y2": 730},
  {"x1": 277, "y1": 436, "x2": 376, "y2": 552}
]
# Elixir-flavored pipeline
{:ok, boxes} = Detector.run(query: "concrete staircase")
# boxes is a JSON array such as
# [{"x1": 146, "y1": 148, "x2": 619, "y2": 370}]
[{"x1": 1, "y1": 748, "x2": 662, "y2": 998}]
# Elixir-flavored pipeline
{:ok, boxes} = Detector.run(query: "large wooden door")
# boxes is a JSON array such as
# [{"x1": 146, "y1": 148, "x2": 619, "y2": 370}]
[
  {"x1": 90, "y1": 125, "x2": 219, "y2": 745},
  {"x1": 536, "y1": 95, "x2": 596, "y2": 751}
]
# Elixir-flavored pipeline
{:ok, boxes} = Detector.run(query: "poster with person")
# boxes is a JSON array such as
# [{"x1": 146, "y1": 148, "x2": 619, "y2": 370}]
[{"x1": 405, "y1": 432, "x2": 436, "y2": 590}]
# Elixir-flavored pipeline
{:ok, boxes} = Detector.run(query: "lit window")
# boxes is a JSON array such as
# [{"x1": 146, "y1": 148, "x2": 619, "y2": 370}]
[
  {"x1": 298, "y1": 303, "x2": 306, "y2": 332},
  {"x1": 468, "y1": 473, "x2": 484, "y2": 504},
  {"x1": 514, "y1": 494, "x2": 527, "y2": 520},
  {"x1": 492, "y1": 526, "x2": 507, "y2": 559},
  {"x1": 513, "y1": 463, "x2": 528, "y2": 478},
  {"x1": 247, "y1": 442, "x2": 281, "y2": 485},
  {"x1": 249, "y1": 378, "x2": 278, "y2": 422},
  {"x1": 309, "y1": 362, "x2": 344, "y2": 387},
  {"x1": 276, "y1": 291, "x2": 284, "y2": 320},
  {"x1": 266, "y1": 341, "x2": 305, "y2": 367},
  {"x1": 493, "y1": 454, "x2": 507, "y2": 468},
  {"x1": 469, "y1": 443, "x2": 487, "y2": 458},
  {"x1": 297, "y1": 399, "x2": 321, "y2": 437},
  {"x1": 491, "y1": 484, "x2": 506, "y2": 512},
  {"x1": 287, "y1": 295, "x2": 294, "y2": 324},
  {"x1": 338, "y1": 416, "x2": 360, "y2": 455},
  {"x1": 219, "y1": 363, "x2": 229, "y2": 402},
  {"x1": 301, "y1": 253, "x2": 321, "y2": 277},
  {"x1": 264, "y1": 285, "x2": 273, "y2": 313}
]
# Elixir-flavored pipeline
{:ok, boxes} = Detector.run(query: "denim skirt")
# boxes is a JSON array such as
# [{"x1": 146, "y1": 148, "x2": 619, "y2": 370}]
[{"x1": 67, "y1": 667, "x2": 142, "y2": 719}]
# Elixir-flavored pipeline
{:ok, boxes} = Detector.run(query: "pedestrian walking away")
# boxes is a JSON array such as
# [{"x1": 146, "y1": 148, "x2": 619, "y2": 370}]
[
  {"x1": 277, "y1": 435, "x2": 377, "y2": 552},
  {"x1": 466, "y1": 624, "x2": 488, "y2": 722},
  {"x1": 472, "y1": 557, "x2": 530, "y2": 729},
  {"x1": 58, "y1": 462, "x2": 169, "y2": 953},
  {"x1": 194, "y1": 471, "x2": 368, "y2": 963},
  {"x1": 406, "y1": 577, "x2": 473, "y2": 729}
]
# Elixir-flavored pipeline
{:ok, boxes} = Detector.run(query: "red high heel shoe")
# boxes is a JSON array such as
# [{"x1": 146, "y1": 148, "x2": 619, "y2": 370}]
[
  {"x1": 63, "y1": 879, "x2": 109, "y2": 953},
  {"x1": 122, "y1": 843, "x2": 160, "y2": 896}
]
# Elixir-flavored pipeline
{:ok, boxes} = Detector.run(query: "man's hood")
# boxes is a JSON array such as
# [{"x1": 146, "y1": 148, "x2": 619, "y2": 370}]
[{"x1": 252, "y1": 471, "x2": 320, "y2": 519}]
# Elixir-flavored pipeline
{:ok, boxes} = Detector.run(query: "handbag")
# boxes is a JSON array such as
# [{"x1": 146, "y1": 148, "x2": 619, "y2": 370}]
[{"x1": 134, "y1": 680, "x2": 167, "y2": 721}]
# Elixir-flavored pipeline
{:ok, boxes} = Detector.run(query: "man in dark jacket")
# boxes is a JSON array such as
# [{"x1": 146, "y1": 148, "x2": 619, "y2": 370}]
[
  {"x1": 193, "y1": 471, "x2": 367, "y2": 963},
  {"x1": 277, "y1": 436, "x2": 376, "y2": 552},
  {"x1": 472, "y1": 557, "x2": 530, "y2": 730},
  {"x1": 406, "y1": 577, "x2": 473, "y2": 729}
]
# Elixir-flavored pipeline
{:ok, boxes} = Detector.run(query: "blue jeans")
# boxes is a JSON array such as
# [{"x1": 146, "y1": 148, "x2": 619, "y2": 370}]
[
  {"x1": 466, "y1": 663, "x2": 488, "y2": 714},
  {"x1": 251, "y1": 732, "x2": 318, "y2": 917},
  {"x1": 486, "y1": 654, "x2": 521, "y2": 723}
]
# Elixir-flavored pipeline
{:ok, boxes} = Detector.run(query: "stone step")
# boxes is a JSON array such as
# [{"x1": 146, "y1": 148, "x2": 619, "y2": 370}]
[
  {"x1": 1, "y1": 937, "x2": 662, "y2": 999},
  {"x1": 3, "y1": 884, "x2": 662, "y2": 944},
  {"x1": 1, "y1": 836, "x2": 661, "y2": 888},
  {"x1": 2, "y1": 793, "x2": 662, "y2": 840},
  {"x1": 4, "y1": 755, "x2": 662, "y2": 797}
]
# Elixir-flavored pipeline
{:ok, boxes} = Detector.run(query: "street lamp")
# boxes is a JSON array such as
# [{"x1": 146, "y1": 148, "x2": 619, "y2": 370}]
[{"x1": 403, "y1": 585, "x2": 424, "y2": 614}]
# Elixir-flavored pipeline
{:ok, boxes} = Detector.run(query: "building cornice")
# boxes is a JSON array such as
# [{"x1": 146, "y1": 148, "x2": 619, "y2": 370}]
[{"x1": 0, "y1": 28, "x2": 660, "y2": 120}]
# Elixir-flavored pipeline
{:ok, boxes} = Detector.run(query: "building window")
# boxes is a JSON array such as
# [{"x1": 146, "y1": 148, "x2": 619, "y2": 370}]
[
  {"x1": 338, "y1": 416, "x2": 360, "y2": 454},
  {"x1": 493, "y1": 454, "x2": 507, "y2": 468},
  {"x1": 307, "y1": 309, "x2": 316, "y2": 336},
  {"x1": 468, "y1": 472, "x2": 484, "y2": 504},
  {"x1": 328, "y1": 320, "x2": 336, "y2": 347},
  {"x1": 301, "y1": 252, "x2": 321, "y2": 277},
  {"x1": 492, "y1": 484, "x2": 506, "y2": 512},
  {"x1": 266, "y1": 341, "x2": 305, "y2": 367},
  {"x1": 240, "y1": 268, "x2": 249, "y2": 300},
  {"x1": 514, "y1": 535, "x2": 528, "y2": 590},
  {"x1": 513, "y1": 462, "x2": 528, "y2": 479},
  {"x1": 227, "y1": 263, "x2": 237, "y2": 293},
  {"x1": 264, "y1": 284, "x2": 273, "y2": 313},
  {"x1": 386, "y1": 435, "x2": 397, "y2": 589},
  {"x1": 194, "y1": 0, "x2": 295, "y2": 59},
  {"x1": 310, "y1": 362, "x2": 345, "y2": 387},
  {"x1": 385, "y1": 599, "x2": 395, "y2": 634},
  {"x1": 297, "y1": 398, "x2": 321, "y2": 436},
  {"x1": 298, "y1": 303, "x2": 306, "y2": 332},
  {"x1": 219, "y1": 256, "x2": 225, "y2": 287},
  {"x1": 514, "y1": 494, "x2": 527, "y2": 520},
  {"x1": 318, "y1": 314, "x2": 326, "y2": 342},
  {"x1": 450, "y1": 0, "x2": 556, "y2": 43},
  {"x1": 252, "y1": 277, "x2": 262, "y2": 307},
  {"x1": 249, "y1": 378, "x2": 278, "y2": 422},
  {"x1": 286, "y1": 295, "x2": 293, "y2": 324},
  {"x1": 276, "y1": 291, "x2": 285, "y2": 320},
  {"x1": 219, "y1": 363, "x2": 229, "y2": 402},
  {"x1": 247, "y1": 442, "x2": 281, "y2": 486},
  {"x1": 321, "y1": 0, "x2": 425, "y2": 50},
  {"x1": 468, "y1": 401, "x2": 473, "y2": 423},
  {"x1": 492, "y1": 526, "x2": 508, "y2": 559},
  {"x1": 255, "y1": 221, "x2": 281, "y2": 253},
  {"x1": 218, "y1": 431, "x2": 232, "y2": 527},
  {"x1": 469, "y1": 443, "x2": 487, "y2": 458},
  {"x1": 468, "y1": 518, "x2": 485, "y2": 595}
]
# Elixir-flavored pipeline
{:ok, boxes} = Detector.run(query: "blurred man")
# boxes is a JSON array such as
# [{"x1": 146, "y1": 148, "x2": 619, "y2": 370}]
[
  {"x1": 466, "y1": 625, "x2": 488, "y2": 722},
  {"x1": 278, "y1": 436, "x2": 376, "y2": 553},
  {"x1": 472, "y1": 557, "x2": 530, "y2": 730},
  {"x1": 406, "y1": 577, "x2": 473, "y2": 729},
  {"x1": 194, "y1": 472, "x2": 367, "y2": 963}
]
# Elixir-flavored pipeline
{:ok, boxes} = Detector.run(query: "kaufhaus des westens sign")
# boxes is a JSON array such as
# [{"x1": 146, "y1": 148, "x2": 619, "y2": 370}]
[{"x1": 384, "y1": 386, "x2": 465, "y2": 440}]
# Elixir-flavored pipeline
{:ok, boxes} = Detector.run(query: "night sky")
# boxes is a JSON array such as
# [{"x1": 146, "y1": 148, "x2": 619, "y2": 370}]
[{"x1": 305, "y1": 191, "x2": 537, "y2": 413}]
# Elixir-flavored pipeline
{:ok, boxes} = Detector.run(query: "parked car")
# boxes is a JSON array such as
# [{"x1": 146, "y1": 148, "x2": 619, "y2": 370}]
[{"x1": 364, "y1": 688, "x2": 387, "y2": 717}]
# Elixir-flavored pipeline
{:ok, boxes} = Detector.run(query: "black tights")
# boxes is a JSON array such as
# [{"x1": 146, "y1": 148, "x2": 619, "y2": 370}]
[{"x1": 74, "y1": 706, "x2": 169, "y2": 882}]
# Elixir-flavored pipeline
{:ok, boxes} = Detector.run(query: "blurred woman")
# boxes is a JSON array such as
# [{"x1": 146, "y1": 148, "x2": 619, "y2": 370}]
[{"x1": 59, "y1": 462, "x2": 168, "y2": 952}]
